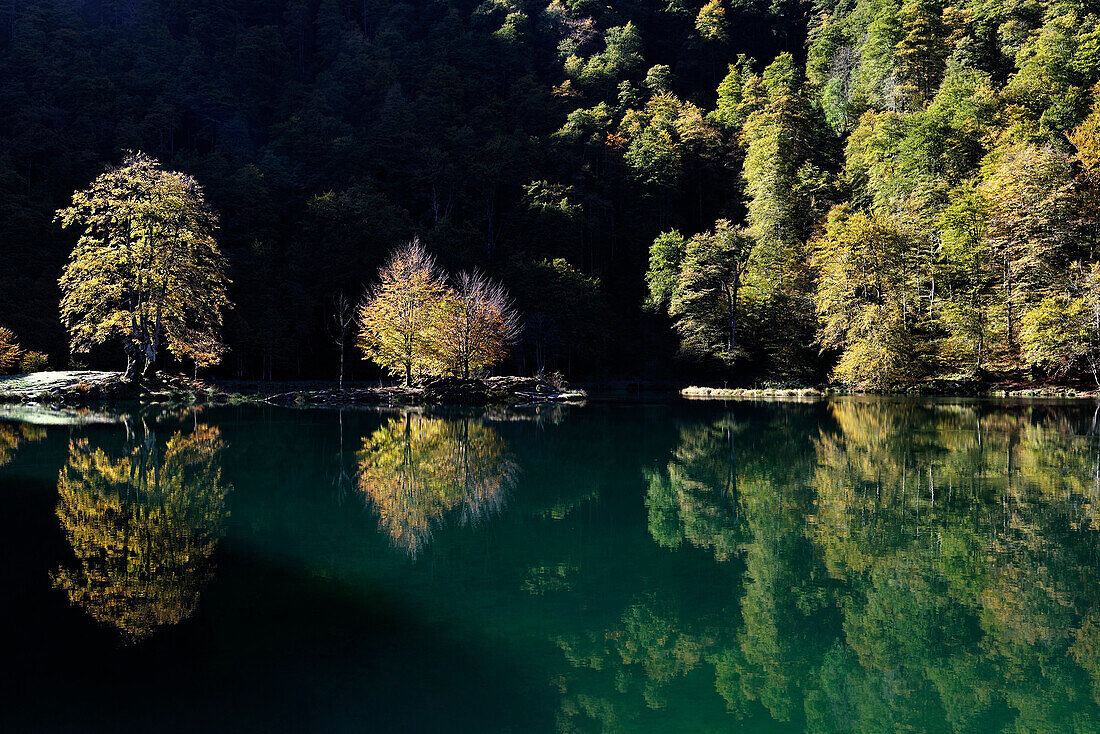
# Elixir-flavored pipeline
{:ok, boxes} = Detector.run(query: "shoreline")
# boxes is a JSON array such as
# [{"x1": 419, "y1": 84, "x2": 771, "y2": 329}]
[
  {"x1": 4, "y1": 371, "x2": 1099, "y2": 409},
  {"x1": 0, "y1": 371, "x2": 587, "y2": 408},
  {"x1": 682, "y1": 384, "x2": 1100, "y2": 400}
]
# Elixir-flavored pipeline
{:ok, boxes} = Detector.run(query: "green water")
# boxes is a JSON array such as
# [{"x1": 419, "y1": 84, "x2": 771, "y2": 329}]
[{"x1": 4, "y1": 398, "x2": 1100, "y2": 733}]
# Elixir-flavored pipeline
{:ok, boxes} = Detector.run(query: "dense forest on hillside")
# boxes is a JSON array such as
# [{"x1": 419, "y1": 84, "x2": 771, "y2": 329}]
[{"x1": 2, "y1": 0, "x2": 1100, "y2": 386}]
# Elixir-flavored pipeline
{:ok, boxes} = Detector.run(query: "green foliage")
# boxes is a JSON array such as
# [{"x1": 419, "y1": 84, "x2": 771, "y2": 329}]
[
  {"x1": 742, "y1": 54, "x2": 828, "y2": 285},
  {"x1": 695, "y1": 0, "x2": 729, "y2": 42},
  {"x1": 508, "y1": 257, "x2": 613, "y2": 373},
  {"x1": 8, "y1": 0, "x2": 1100, "y2": 387},
  {"x1": 937, "y1": 186, "x2": 996, "y2": 370},
  {"x1": 1019, "y1": 263, "x2": 1100, "y2": 382},
  {"x1": 646, "y1": 220, "x2": 756, "y2": 365},
  {"x1": 811, "y1": 207, "x2": 924, "y2": 388}
]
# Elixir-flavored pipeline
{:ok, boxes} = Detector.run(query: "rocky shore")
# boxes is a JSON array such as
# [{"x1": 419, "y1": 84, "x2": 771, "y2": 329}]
[
  {"x1": 258, "y1": 375, "x2": 586, "y2": 407},
  {"x1": 0, "y1": 371, "x2": 586, "y2": 407},
  {"x1": 682, "y1": 382, "x2": 1100, "y2": 399},
  {"x1": 0, "y1": 371, "x2": 225, "y2": 405}
]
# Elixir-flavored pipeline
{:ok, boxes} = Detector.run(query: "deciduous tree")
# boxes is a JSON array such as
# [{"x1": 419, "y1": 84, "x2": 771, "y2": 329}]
[
  {"x1": 436, "y1": 270, "x2": 522, "y2": 378},
  {"x1": 55, "y1": 152, "x2": 231, "y2": 379},
  {"x1": 0, "y1": 326, "x2": 20, "y2": 374},
  {"x1": 358, "y1": 239, "x2": 452, "y2": 385},
  {"x1": 647, "y1": 220, "x2": 756, "y2": 365},
  {"x1": 810, "y1": 207, "x2": 922, "y2": 388}
]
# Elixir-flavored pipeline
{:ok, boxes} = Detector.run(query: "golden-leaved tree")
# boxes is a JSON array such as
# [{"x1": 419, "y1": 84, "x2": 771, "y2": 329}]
[
  {"x1": 0, "y1": 326, "x2": 20, "y2": 374},
  {"x1": 55, "y1": 152, "x2": 231, "y2": 379},
  {"x1": 358, "y1": 239, "x2": 451, "y2": 386},
  {"x1": 358, "y1": 240, "x2": 522, "y2": 383}
]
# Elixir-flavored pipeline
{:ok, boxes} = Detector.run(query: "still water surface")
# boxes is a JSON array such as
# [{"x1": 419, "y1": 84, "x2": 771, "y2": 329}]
[{"x1": 4, "y1": 398, "x2": 1100, "y2": 732}]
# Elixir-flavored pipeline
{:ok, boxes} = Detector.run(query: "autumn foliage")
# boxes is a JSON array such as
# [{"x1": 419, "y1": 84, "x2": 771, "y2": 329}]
[
  {"x1": 358, "y1": 240, "x2": 521, "y2": 384},
  {"x1": 0, "y1": 326, "x2": 21, "y2": 374},
  {"x1": 56, "y1": 152, "x2": 231, "y2": 379},
  {"x1": 357, "y1": 413, "x2": 516, "y2": 557}
]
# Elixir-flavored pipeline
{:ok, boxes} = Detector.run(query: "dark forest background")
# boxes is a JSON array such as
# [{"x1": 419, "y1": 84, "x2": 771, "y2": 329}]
[
  {"x1": 8, "y1": 0, "x2": 1100, "y2": 387},
  {"x1": 0, "y1": 0, "x2": 804, "y2": 381}
]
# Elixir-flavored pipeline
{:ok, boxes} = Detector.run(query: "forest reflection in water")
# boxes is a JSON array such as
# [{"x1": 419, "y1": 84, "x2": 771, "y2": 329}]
[
  {"x1": 603, "y1": 399, "x2": 1100, "y2": 733},
  {"x1": 5, "y1": 399, "x2": 1100, "y2": 732}
]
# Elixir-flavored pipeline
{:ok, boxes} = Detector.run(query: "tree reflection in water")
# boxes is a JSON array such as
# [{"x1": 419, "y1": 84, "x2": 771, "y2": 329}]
[
  {"x1": 557, "y1": 401, "x2": 1100, "y2": 732},
  {"x1": 358, "y1": 412, "x2": 518, "y2": 558},
  {"x1": 51, "y1": 422, "x2": 230, "y2": 643},
  {"x1": 0, "y1": 422, "x2": 45, "y2": 467}
]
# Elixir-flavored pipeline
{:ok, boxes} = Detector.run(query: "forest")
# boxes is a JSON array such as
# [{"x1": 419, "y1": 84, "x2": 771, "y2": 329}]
[{"x1": 2, "y1": 0, "x2": 1100, "y2": 387}]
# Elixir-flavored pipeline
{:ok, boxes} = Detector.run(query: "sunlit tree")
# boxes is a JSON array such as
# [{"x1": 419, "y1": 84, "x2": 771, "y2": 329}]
[
  {"x1": 646, "y1": 220, "x2": 756, "y2": 365},
  {"x1": 810, "y1": 206, "x2": 922, "y2": 388},
  {"x1": 436, "y1": 270, "x2": 522, "y2": 378},
  {"x1": 358, "y1": 239, "x2": 453, "y2": 385},
  {"x1": 55, "y1": 152, "x2": 231, "y2": 379},
  {"x1": 0, "y1": 326, "x2": 20, "y2": 374},
  {"x1": 695, "y1": 0, "x2": 729, "y2": 43}
]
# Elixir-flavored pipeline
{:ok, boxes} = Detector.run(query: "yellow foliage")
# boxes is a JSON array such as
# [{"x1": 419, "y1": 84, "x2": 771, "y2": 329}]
[
  {"x1": 51, "y1": 425, "x2": 230, "y2": 641},
  {"x1": 1070, "y1": 87, "x2": 1100, "y2": 184},
  {"x1": 55, "y1": 151, "x2": 231, "y2": 377},
  {"x1": 357, "y1": 413, "x2": 516, "y2": 557},
  {"x1": 359, "y1": 242, "x2": 520, "y2": 382},
  {"x1": 0, "y1": 326, "x2": 21, "y2": 374},
  {"x1": 434, "y1": 270, "x2": 521, "y2": 378},
  {"x1": 358, "y1": 239, "x2": 453, "y2": 385}
]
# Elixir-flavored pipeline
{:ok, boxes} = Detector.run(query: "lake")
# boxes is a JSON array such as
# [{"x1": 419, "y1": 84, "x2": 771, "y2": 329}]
[{"x1": 3, "y1": 397, "x2": 1100, "y2": 732}]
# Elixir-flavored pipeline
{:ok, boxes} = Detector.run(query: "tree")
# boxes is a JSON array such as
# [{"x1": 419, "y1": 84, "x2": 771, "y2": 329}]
[
  {"x1": 647, "y1": 220, "x2": 756, "y2": 365},
  {"x1": 741, "y1": 54, "x2": 830, "y2": 292},
  {"x1": 810, "y1": 207, "x2": 921, "y2": 388},
  {"x1": 358, "y1": 238, "x2": 452, "y2": 385},
  {"x1": 0, "y1": 326, "x2": 20, "y2": 374},
  {"x1": 893, "y1": 0, "x2": 957, "y2": 110},
  {"x1": 979, "y1": 145, "x2": 1080, "y2": 355},
  {"x1": 55, "y1": 152, "x2": 231, "y2": 379},
  {"x1": 695, "y1": 0, "x2": 728, "y2": 43},
  {"x1": 938, "y1": 187, "x2": 995, "y2": 371},
  {"x1": 328, "y1": 291, "x2": 356, "y2": 389},
  {"x1": 436, "y1": 270, "x2": 522, "y2": 379},
  {"x1": 1019, "y1": 263, "x2": 1100, "y2": 384}
]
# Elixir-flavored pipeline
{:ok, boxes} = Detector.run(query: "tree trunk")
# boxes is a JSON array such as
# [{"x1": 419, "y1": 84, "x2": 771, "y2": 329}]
[{"x1": 124, "y1": 343, "x2": 139, "y2": 381}]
